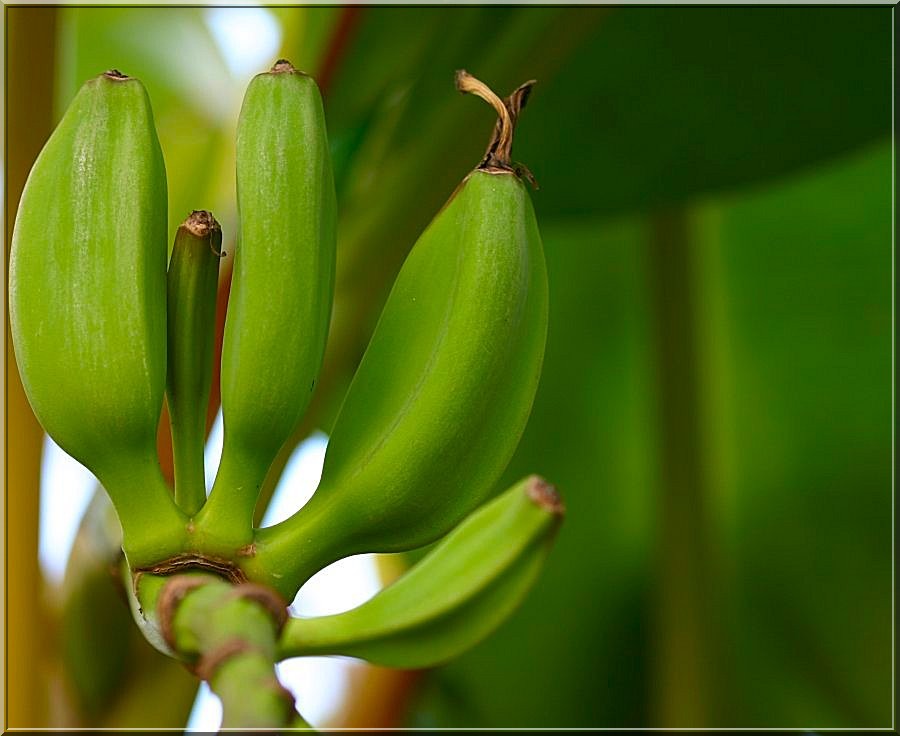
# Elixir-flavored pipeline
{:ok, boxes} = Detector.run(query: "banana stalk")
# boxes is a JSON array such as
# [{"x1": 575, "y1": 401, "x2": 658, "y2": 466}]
[{"x1": 129, "y1": 573, "x2": 303, "y2": 729}]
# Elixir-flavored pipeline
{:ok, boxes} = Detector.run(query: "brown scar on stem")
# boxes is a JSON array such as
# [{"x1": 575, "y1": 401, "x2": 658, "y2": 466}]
[
  {"x1": 157, "y1": 574, "x2": 217, "y2": 653},
  {"x1": 225, "y1": 582, "x2": 290, "y2": 634},
  {"x1": 525, "y1": 475, "x2": 565, "y2": 516},
  {"x1": 192, "y1": 638, "x2": 263, "y2": 681},
  {"x1": 133, "y1": 553, "x2": 249, "y2": 591}
]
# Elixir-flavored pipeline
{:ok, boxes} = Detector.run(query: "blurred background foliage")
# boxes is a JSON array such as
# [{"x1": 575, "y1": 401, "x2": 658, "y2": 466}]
[{"x1": 4, "y1": 5, "x2": 892, "y2": 729}]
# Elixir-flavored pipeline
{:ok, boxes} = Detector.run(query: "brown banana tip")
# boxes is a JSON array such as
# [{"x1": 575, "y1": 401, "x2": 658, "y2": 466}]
[
  {"x1": 182, "y1": 210, "x2": 221, "y2": 239},
  {"x1": 526, "y1": 475, "x2": 565, "y2": 516},
  {"x1": 103, "y1": 69, "x2": 130, "y2": 80},
  {"x1": 271, "y1": 58, "x2": 297, "y2": 74}
]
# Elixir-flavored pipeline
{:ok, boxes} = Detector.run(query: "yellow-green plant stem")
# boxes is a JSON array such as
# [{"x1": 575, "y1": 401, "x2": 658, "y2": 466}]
[
  {"x1": 98, "y1": 455, "x2": 188, "y2": 567},
  {"x1": 134, "y1": 574, "x2": 302, "y2": 729},
  {"x1": 167, "y1": 211, "x2": 222, "y2": 516}
]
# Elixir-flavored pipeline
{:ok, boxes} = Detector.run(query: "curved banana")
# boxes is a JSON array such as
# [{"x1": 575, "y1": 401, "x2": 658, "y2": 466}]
[
  {"x1": 249, "y1": 72, "x2": 547, "y2": 597},
  {"x1": 198, "y1": 60, "x2": 336, "y2": 542},
  {"x1": 278, "y1": 476, "x2": 563, "y2": 668},
  {"x1": 166, "y1": 211, "x2": 222, "y2": 516},
  {"x1": 9, "y1": 70, "x2": 185, "y2": 563}
]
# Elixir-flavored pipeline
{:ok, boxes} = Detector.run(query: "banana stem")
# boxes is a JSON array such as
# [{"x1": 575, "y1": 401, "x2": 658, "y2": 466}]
[
  {"x1": 98, "y1": 453, "x2": 189, "y2": 567},
  {"x1": 139, "y1": 573, "x2": 303, "y2": 730},
  {"x1": 455, "y1": 70, "x2": 535, "y2": 178},
  {"x1": 195, "y1": 442, "x2": 271, "y2": 547}
]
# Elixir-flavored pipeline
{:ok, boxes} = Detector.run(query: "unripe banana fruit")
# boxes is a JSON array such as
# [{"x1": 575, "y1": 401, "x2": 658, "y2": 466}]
[
  {"x1": 199, "y1": 59, "x2": 336, "y2": 541},
  {"x1": 9, "y1": 70, "x2": 185, "y2": 561},
  {"x1": 250, "y1": 72, "x2": 547, "y2": 597},
  {"x1": 167, "y1": 211, "x2": 222, "y2": 516},
  {"x1": 278, "y1": 476, "x2": 563, "y2": 668}
]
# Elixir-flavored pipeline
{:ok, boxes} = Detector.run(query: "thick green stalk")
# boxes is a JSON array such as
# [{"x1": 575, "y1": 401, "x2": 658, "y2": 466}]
[
  {"x1": 167, "y1": 211, "x2": 222, "y2": 516},
  {"x1": 135, "y1": 574, "x2": 300, "y2": 730}
]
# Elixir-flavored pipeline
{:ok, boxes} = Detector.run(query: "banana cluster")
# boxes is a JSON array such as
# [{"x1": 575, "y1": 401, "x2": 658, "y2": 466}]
[{"x1": 10, "y1": 62, "x2": 562, "y2": 673}]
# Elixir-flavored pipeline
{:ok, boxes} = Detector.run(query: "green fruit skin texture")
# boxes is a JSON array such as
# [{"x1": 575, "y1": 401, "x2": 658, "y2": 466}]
[
  {"x1": 201, "y1": 68, "x2": 336, "y2": 539},
  {"x1": 9, "y1": 73, "x2": 182, "y2": 558},
  {"x1": 278, "y1": 475, "x2": 562, "y2": 668},
  {"x1": 252, "y1": 169, "x2": 548, "y2": 595}
]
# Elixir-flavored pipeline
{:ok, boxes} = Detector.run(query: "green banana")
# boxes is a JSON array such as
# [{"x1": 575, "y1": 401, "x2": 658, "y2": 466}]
[
  {"x1": 166, "y1": 211, "x2": 222, "y2": 516},
  {"x1": 248, "y1": 72, "x2": 547, "y2": 597},
  {"x1": 198, "y1": 60, "x2": 336, "y2": 541},
  {"x1": 9, "y1": 70, "x2": 185, "y2": 564},
  {"x1": 278, "y1": 475, "x2": 563, "y2": 668}
]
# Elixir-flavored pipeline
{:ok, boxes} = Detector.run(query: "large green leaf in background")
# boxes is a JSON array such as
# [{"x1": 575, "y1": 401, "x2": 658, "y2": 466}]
[
  {"x1": 517, "y1": 7, "x2": 892, "y2": 218},
  {"x1": 698, "y1": 142, "x2": 892, "y2": 727},
  {"x1": 410, "y1": 140, "x2": 892, "y2": 728}
]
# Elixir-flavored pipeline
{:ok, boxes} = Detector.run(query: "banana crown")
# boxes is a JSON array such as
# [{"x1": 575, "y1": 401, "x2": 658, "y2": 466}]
[{"x1": 12, "y1": 63, "x2": 563, "y2": 677}]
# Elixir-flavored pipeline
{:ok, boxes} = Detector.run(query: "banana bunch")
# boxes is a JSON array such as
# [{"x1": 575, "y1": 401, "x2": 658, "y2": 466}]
[{"x1": 11, "y1": 61, "x2": 562, "y2": 717}]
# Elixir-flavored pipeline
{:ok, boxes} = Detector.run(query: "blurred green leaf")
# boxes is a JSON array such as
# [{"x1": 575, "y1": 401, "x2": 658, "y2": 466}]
[
  {"x1": 57, "y1": 489, "x2": 199, "y2": 727},
  {"x1": 694, "y1": 140, "x2": 892, "y2": 727},
  {"x1": 517, "y1": 7, "x2": 891, "y2": 218}
]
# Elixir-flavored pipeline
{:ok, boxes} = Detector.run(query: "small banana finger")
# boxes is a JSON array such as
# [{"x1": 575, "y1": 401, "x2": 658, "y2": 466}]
[
  {"x1": 277, "y1": 476, "x2": 563, "y2": 668},
  {"x1": 9, "y1": 70, "x2": 185, "y2": 564},
  {"x1": 199, "y1": 60, "x2": 336, "y2": 544},
  {"x1": 166, "y1": 210, "x2": 222, "y2": 516}
]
